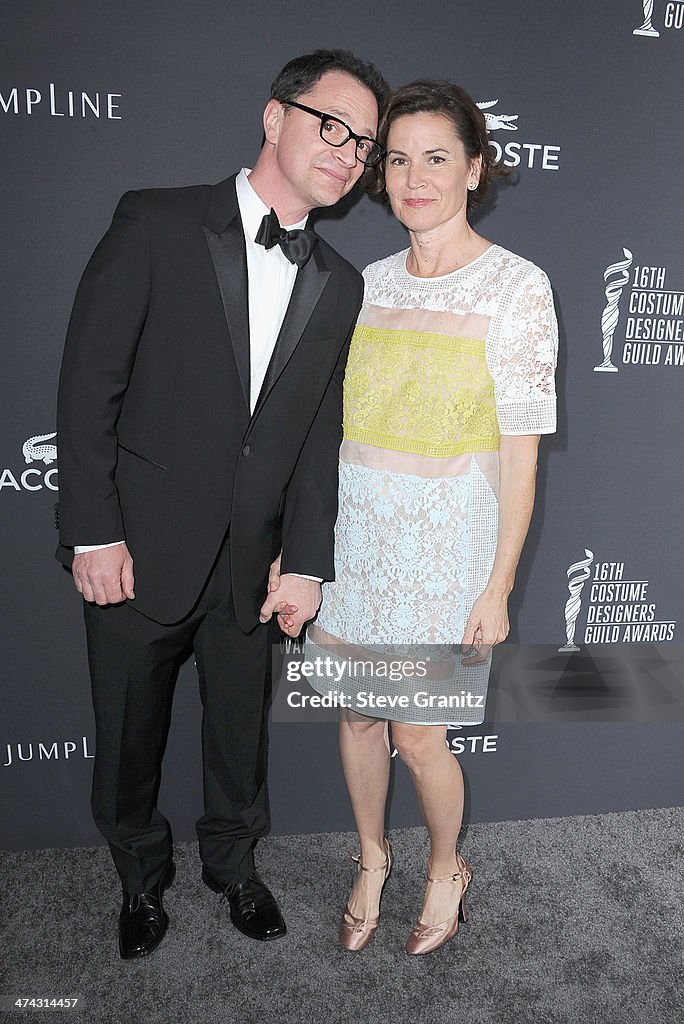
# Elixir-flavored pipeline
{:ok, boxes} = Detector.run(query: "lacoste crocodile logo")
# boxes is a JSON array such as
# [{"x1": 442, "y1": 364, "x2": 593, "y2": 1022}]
[
  {"x1": 23, "y1": 433, "x2": 57, "y2": 465},
  {"x1": 477, "y1": 100, "x2": 519, "y2": 131}
]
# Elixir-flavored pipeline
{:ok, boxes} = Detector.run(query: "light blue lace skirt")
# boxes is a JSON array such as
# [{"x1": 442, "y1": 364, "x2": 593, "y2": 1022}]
[{"x1": 305, "y1": 457, "x2": 498, "y2": 725}]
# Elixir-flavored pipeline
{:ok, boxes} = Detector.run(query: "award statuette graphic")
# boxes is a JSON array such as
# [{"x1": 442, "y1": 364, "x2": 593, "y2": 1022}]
[
  {"x1": 594, "y1": 248, "x2": 633, "y2": 373},
  {"x1": 558, "y1": 549, "x2": 594, "y2": 653},
  {"x1": 634, "y1": 0, "x2": 660, "y2": 36}
]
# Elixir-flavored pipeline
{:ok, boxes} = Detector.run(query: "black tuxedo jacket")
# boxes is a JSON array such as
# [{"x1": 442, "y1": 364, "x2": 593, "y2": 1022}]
[{"x1": 56, "y1": 175, "x2": 363, "y2": 630}]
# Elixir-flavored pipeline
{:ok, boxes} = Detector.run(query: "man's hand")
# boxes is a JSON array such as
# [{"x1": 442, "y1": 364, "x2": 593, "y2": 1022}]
[
  {"x1": 259, "y1": 571, "x2": 321, "y2": 637},
  {"x1": 72, "y1": 544, "x2": 135, "y2": 605}
]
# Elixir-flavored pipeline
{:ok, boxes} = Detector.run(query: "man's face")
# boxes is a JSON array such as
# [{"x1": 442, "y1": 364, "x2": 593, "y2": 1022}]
[{"x1": 264, "y1": 70, "x2": 379, "y2": 213}]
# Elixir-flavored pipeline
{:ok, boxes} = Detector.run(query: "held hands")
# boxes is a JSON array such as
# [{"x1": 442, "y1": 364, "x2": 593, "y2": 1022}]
[
  {"x1": 72, "y1": 543, "x2": 135, "y2": 605},
  {"x1": 460, "y1": 589, "x2": 510, "y2": 664},
  {"x1": 259, "y1": 553, "x2": 321, "y2": 637},
  {"x1": 267, "y1": 552, "x2": 282, "y2": 597}
]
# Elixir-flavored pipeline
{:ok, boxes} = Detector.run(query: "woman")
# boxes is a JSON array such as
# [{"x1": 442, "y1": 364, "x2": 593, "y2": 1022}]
[{"x1": 274, "y1": 80, "x2": 557, "y2": 954}]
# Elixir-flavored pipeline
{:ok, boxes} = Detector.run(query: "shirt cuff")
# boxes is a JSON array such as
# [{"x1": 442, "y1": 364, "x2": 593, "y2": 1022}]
[
  {"x1": 288, "y1": 572, "x2": 323, "y2": 583},
  {"x1": 74, "y1": 541, "x2": 125, "y2": 554}
]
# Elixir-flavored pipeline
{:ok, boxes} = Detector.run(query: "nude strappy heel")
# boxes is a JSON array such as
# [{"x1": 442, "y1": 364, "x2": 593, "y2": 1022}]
[
  {"x1": 339, "y1": 837, "x2": 392, "y2": 951},
  {"x1": 404, "y1": 851, "x2": 472, "y2": 955}
]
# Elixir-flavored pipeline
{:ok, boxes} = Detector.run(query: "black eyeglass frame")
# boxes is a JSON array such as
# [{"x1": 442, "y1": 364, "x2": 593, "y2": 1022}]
[{"x1": 281, "y1": 100, "x2": 385, "y2": 167}]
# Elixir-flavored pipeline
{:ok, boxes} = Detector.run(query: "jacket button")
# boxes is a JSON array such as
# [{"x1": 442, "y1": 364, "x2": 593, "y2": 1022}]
[{"x1": 242, "y1": 444, "x2": 251, "y2": 456}]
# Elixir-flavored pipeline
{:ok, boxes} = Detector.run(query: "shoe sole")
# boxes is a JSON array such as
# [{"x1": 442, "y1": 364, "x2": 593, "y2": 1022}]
[{"x1": 228, "y1": 912, "x2": 287, "y2": 942}]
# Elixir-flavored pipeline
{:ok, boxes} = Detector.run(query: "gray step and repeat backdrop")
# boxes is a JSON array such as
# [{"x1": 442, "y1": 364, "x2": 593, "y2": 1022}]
[{"x1": 2, "y1": 0, "x2": 683, "y2": 851}]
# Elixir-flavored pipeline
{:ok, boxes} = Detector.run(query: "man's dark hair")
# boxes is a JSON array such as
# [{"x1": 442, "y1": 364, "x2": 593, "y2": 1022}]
[{"x1": 270, "y1": 49, "x2": 389, "y2": 111}]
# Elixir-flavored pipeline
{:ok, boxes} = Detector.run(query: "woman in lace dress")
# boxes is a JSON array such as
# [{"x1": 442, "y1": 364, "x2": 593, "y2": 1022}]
[{"x1": 274, "y1": 81, "x2": 558, "y2": 954}]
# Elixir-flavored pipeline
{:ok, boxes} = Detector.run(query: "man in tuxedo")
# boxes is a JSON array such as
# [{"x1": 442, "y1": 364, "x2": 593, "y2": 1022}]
[{"x1": 56, "y1": 49, "x2": 387, "y2": 959}]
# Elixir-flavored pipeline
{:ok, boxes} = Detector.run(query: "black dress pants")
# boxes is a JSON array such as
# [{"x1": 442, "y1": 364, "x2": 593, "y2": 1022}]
[{"x1": 83, "y1": 536, "x2": 272, "y2": 893}]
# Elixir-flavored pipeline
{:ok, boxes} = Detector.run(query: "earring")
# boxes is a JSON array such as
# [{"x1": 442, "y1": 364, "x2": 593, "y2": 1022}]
[{"x1": 467, "y1": 181, "x2": 478, "y2": 190}]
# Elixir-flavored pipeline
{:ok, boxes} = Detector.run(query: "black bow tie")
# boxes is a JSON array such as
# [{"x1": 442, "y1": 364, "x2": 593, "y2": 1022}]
[{"x1": 254, "y1": 208, "x2": 318, "y2": 268}]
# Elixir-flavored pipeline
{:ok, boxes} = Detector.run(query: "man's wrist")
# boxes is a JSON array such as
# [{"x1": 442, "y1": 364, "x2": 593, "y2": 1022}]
[{"x1": 74, "y1": 541, "x2": 125, "y2": 554}]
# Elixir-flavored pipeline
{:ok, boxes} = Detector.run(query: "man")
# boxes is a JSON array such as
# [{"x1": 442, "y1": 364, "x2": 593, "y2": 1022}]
[{"x1": 56, "y1": 50, "x2": 387, "y2": 959}]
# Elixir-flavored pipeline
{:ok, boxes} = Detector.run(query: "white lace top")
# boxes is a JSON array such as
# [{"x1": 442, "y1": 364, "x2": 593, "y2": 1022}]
[{"x1": 306, "y1": 244, "x2": 558, "y2": 724}]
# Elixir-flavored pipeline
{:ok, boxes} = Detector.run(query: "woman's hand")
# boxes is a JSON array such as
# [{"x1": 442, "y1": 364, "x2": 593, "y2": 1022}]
[
  {"x1": 459, "y1": 434, "x2": 540, "y2": 663},
  {"x1": 460, "y1": 589, "x2": 510, "y2": 663},
  {"x1": 259, "y1": 551, "x2": 298, "y2": 632},
  {"x1": 268, "y1": 552, "x2": 282, "y2": 593}
]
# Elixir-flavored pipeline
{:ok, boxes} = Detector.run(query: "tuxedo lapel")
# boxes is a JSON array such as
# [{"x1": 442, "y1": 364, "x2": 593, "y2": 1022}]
[
  {"x1": 253, "y1": 242, "x2": 331, "y2": 418},
  {"x1": 203, "y1": 176, "x2": 250, "y2": 410}
]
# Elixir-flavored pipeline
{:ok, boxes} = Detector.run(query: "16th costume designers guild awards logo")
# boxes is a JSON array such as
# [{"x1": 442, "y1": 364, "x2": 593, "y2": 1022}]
[
  {"x1": 559, "y1": 551, "x2": 676, "y2": 650},
  {"x1": 633, "y1": 0, "x2": 684, "y2": 35},
  {"x1": 593, "y1": 249, "x2": 684, "y2": 372}
]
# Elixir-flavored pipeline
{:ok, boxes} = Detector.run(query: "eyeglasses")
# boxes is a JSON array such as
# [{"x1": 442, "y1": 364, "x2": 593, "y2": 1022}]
[{"x1": 282, "y1": 100, "x2": 384, "y2": 167}]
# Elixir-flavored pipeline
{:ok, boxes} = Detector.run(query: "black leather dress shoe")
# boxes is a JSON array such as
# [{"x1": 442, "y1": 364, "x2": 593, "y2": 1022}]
[
  {"x1": 119, "y1": 861, "x2": 176, "y2": 959},
  {"x1": 202, "y1": 867, "x2": 287, "y2": 941}
]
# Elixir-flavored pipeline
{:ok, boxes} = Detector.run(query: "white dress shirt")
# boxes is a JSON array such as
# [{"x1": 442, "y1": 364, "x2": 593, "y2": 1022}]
[
  {"x1": 236, "y1": 167, "x2": 306, "y2": 412},
  {"x1": 76, "y1": 169, "x2": 321, "y2": 580}
]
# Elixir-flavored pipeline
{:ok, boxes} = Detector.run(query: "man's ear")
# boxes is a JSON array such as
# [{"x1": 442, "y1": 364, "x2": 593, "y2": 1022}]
[{"x1": 263, "y1": 99, "x2": 284, "y2": 145}]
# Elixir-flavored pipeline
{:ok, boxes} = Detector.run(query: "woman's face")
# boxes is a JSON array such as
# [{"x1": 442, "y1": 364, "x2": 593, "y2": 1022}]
[{"x1": 384, "y1": 111, "x2": 481, "y2": 234}]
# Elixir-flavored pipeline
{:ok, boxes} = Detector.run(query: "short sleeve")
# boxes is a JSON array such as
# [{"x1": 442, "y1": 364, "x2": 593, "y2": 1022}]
[{"x1": 487, "y1": 263, "x2": 558, "y2": 435}]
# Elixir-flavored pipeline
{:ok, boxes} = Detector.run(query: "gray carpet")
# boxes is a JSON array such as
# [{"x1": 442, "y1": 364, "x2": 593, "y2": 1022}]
[{"x1": 1, "y1": 807, "x2": 682, "y2": 1024}]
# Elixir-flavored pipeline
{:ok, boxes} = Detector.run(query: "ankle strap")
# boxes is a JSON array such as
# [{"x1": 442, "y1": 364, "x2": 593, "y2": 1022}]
[
  {"x1": 427, "y1": 869, "x2": 466, "y2": 883},
  {"x1": 427, "y1": 853, "x2": 470, "y2": 884},
  {"x1": 351, "y1": 838, "x2": 391, "y2": 873},
  {"x1": 352, "y1": 855, "x2": 388, "y2": 873}
]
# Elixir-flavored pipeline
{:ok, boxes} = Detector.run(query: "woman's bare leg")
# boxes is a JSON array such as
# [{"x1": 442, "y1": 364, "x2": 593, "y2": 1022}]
[
  {"x1": 339, "y1": 707, "x2": 391, "y2": 918},
  {"x1": 392, "y1": 722, "x2": 466, "y2": 926}
]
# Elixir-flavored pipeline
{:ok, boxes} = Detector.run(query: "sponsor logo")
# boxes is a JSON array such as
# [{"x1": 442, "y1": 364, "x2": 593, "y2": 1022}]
[
  {"x1": 1, "y1": 433, "x2": 59, "y2": 492},
  {"x1": 476, "y1": 99, "x2": 561, "y2": 171},
  {"x1": 477, "y1": 100, "x2": 519, "y2": 132},
  {"x1": 594, "y1": 250, "x2": 684, "y2": 371},
  {"x1": 23, "y1": 432, "x2": 57, "y2": 464},
  {"x1": 0, "y1": 83, "x2": 122, "y2": 118},
  {"x1": 3, "y1": 736, "x2": 93, "y2": 767},
  {"x1": 446, "y1": 732, "x2": 498, "y2": 755},
  {"x1": 633, "y1": 0, "x2": 684, "y2": 36},
  {"x1": 559, "y1": 550, "x2": 595, "y2": 651},
  {"x1": 559, "y1": 553, "x2": 676, "y2": 648}
]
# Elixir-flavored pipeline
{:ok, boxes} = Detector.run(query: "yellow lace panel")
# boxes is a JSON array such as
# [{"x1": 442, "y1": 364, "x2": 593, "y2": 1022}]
[{"x1": 343, "y1": 326, "x2": 500, "y2": 457}]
